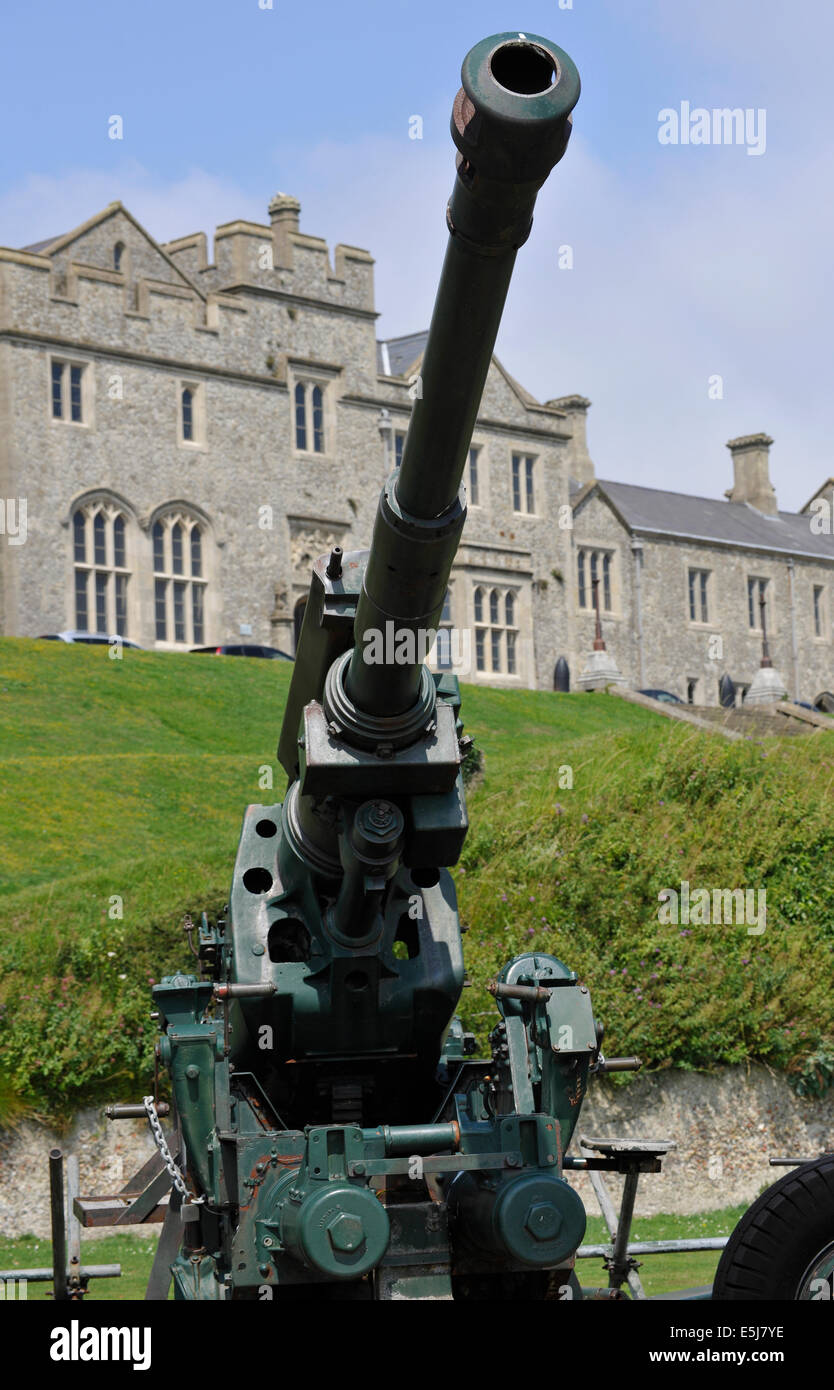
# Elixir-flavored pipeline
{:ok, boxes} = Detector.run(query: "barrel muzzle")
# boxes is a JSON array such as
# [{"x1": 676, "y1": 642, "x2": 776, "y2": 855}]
[{"x1": 452, "y1": 32, "x2": 581, "y2": 187}]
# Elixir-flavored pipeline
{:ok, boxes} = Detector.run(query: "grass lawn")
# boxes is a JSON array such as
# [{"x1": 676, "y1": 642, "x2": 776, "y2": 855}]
[{"x1": 0, "y1": 1202, "x2": 747, "y2": 1299}]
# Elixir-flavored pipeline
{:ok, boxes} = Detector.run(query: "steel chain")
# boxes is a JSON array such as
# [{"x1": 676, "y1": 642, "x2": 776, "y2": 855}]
[{"x1": 143, "y1": 1095, "x2": 204, "y2": 1204}]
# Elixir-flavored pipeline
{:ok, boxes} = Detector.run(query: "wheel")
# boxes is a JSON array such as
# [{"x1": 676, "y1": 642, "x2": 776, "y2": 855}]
[{"x1": 713, "y1": 1155, "x2": 834, "y2": 1300}]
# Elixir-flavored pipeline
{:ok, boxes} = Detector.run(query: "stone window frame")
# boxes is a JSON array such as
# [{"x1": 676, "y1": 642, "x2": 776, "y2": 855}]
[
  {"x1": 69, "y1": 491, "x2": 136, "y2": 637},
  {"x1": 429, "y1": 584, "x2": 456, "y2": 673},
  {"x1": 291, "y1": 372, "x2": 335, "y2": 459},
  {"x1": 746, "y1": 574, "x2": 774, "y2": 634},
  {"x1": 576, "y1": 546, "x2": 618, "y2": 616},
  {"x1": 49, "y1": 353, "x2": 95, "y2": 429},
  {"x1": 393, "y1": 429, "x2": 407, "y2": 469},
  {"x1": 176, "y1": 378, "x2": 206, "y2": 450},
  {"x1": 468, "y1": 444, "x2": 484, "y2": 509},
  {"x1": 511, "y1": 451, "x2": 537, "y2": 516},
  {"x1": 150, "y1": 506, "x2": 210, "y2": 649},
  {"x1": 812, "y1": 583, "x2": 828, "y2": 642},
  {"x1": 473, "y1": 581, "x2": 522, "y2": 679},
  {"x1": 687, "y1": 566, "x2": 712, "y2": 626}
]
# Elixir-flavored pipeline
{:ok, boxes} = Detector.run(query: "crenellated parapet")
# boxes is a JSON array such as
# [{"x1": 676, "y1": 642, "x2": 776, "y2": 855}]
[
  {"x1": 163, "y1": 193, "x2": 375, "y2": 314},
  {"x1": 0, "y1": 195, "x2": 376, "y2": 387}
]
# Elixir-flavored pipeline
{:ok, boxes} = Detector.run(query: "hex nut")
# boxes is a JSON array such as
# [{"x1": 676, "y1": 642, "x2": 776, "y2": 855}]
[
  {"x1": 525, "y1": 1202, "x2": 563, "y2": 1242},
  {"x1": 326, "y1": 1213, "x2": 365, "y2": 1253}
]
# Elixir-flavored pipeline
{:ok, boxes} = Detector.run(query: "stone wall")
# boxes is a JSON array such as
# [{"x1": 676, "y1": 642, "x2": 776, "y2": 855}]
[{"x1": 1, "y1": 1065, "x2": 830, "y2": 1238}]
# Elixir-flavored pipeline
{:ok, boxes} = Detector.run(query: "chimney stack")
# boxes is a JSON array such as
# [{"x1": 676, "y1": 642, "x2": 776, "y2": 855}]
[
  {"x1": 725, "y1": 433, "x2": 778, "y2": 515},
  {"x1": 269, "y1": 192, "x2": 300, "y2": 233},
  {"x1": 269, "y1": 192, "x2": 301, "y2": 269},
  {"x1": 548, "y1": 395, "x2": 594, "y2": 486}
]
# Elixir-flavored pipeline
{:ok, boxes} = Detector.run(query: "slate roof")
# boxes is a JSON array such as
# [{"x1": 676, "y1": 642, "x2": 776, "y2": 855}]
[
  {"x1": 377, "y1": 331, "x2": 429, "y2": 377},
  {"x1": 587, "y1": 479, "x2": 833, "y2": 561},
  {"x1": 22, "y1": 236, "x2": 62, "y2": 253}
]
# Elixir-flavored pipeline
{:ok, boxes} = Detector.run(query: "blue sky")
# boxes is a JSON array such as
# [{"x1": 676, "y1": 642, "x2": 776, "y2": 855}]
[{"x1": 2, "y1": 0, "x2": 832, "y2": 509}]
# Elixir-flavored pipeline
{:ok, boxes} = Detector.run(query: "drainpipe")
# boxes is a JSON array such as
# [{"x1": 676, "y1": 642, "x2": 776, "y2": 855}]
[
  {"x1": 631, "y1": 538, "x2": 645, "y2": 688},
  {"x1": 787, "y1": 558, "x2": 800, "y2": 701}
]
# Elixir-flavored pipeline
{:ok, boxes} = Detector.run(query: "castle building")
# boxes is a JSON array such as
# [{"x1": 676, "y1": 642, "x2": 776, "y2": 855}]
[{"x1": 0, "y1": 195, "x2": 831, "y2": 704}]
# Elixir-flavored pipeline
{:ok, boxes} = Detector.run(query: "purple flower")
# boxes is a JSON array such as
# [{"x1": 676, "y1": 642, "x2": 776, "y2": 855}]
[{"x1": 581, "y1": 813, "x2": 589, "y2": 824}]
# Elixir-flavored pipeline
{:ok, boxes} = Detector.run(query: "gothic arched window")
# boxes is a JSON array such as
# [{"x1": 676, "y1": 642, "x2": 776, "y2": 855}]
[
  {"x1": 473, "y1": 584, "x2": 519, "y2": 676},
  {"x1": 152, "y1": 512, "x2": 207, "y2": 645},
  {"x1": 72, "y1": 500, "x2": 131, "y2": 636}
]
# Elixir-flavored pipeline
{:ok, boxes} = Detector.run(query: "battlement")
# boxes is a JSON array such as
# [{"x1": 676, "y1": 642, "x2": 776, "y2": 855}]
[
  {"x1": 0, "y1": 194, "x2": 378, "y2": 389},
  {"x1": 163, "y1": 194, "x2": 375, "y2": 314}
]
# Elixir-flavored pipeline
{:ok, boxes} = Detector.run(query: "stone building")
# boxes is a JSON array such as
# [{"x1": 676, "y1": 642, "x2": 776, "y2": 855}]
[
  {"x1": 0, "y1": 194, "x2": 832, "y2": 704},
  {"x1": 571, "y1": 423, "x2": 834, "y2": 705}
]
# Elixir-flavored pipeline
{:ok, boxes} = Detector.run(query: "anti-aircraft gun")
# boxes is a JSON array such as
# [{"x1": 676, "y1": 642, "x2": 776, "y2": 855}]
[{"x1": 147, "y1": 31, "x2": 642, "y2": 1301}]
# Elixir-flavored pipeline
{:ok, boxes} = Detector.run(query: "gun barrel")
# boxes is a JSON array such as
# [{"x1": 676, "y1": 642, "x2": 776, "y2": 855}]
[{"x1": 346, "y1": 33, "x2": 580, "y2": 716}]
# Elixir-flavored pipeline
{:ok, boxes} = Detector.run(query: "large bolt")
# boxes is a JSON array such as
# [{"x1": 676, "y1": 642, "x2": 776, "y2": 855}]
[
  {"x1": 326, "y1": 1213, "x2": 365, "y2": 1253},
  {"x1": 525, "y1": 1202, "x2": 563, "y2": 1242}
]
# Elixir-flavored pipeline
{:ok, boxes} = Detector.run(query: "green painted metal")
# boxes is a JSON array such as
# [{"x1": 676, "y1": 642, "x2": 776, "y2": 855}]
[{"x1": 151, "y1": 31, "x2": 605, "y2": 1301}]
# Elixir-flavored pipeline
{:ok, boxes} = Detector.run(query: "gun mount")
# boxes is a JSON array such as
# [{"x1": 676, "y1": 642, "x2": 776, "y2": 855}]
[{"x1": 143, "y1": 32, "x2": 653, "y2": 1301}]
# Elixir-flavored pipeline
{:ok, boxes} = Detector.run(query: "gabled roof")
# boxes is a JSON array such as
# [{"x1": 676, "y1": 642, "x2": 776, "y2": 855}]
[
  {"x1": 22, "y1": 235, "x2": 63, "y2": 253},
  {"x1": 801, "y1": 478, "x2": 834, "y2": 514},
  {"x1": 376, "y1": 331, "x2": 566, "y2": 421},
  {"x1": 377, "y1": 331, "x2": 428, "y2": 378},
  {"x1": 18, "y1": 202, "x2": 204, "y2": 299},
  {"x1": 575, "y1": 478, "x2": 834, "y2": 561}
]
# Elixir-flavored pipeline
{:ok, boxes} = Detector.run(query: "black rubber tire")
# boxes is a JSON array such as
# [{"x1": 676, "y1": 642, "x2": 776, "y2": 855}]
[{"x1": 712, "y1": 1155, "x2": 834, "y2": 1300}]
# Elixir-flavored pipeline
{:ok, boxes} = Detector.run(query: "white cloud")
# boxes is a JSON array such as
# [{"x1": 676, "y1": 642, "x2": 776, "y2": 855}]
[{"x1": 0, "y1": 162, "x2": 257, "y2": 252}]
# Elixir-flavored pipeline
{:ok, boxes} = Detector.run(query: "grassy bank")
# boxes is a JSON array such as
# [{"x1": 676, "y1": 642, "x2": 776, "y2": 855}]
[{"x1": 1, "y1": 637, "x2": 833, "y2": 1117}]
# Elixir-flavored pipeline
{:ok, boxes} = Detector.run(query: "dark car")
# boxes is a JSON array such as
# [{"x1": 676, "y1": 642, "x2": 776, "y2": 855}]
[
  {"x1": 37, "y1": 629, "x2": 143, "y2": 648},
  {"x1": 190, "y1": 644, "x2": 293, "y2": 660},
  {"x1": 638, "y1": 688, "x2": 683, "y2": 705}
]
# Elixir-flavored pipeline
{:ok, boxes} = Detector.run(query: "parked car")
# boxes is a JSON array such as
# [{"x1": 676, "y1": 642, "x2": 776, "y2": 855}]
[
  {"x1": 638, "y1": 688, "x2": 683, "y2": 705},
  {"x1": 190, "y1": 644, "x2": 293, "y2": 660},
  {"x1": 36, "y1": 630, "x2": 143, "y2": 648}
]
